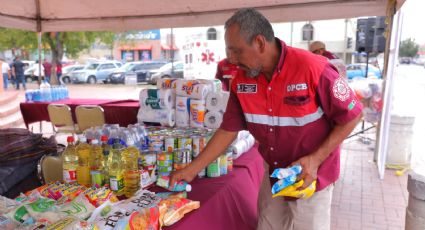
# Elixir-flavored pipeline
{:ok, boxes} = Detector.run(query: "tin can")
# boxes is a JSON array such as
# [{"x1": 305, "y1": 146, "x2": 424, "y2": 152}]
[
  {"x1": 226, "y1": 150, "x2": 233, "y2": 172},
  {"x1": 198, "y1": 168, "x2": 206, "y2": 178},
  {"x1": 192, "y1": 135, "x2": 206, "y2": 158},
  {"x1": 157, "y1": 166, "x2": 173, "y2": 176},
  {"x1": 139, "y1": 151, "x2": 157, "y2": 188},
  {"x1": 173, "y1": 149, "x2": 192, "y2": 170},
  {"x1": 164, "y1": 136, "x2": 178, "y2": 153},
  {"x1": 207, "y1": 158, "x2": 220, "y2": 178},
  {"x1": 148, "y1": 135, "x2": 164, "y2": 152},
  {"x1": 177, "y1": 136, "x2": 192, "y2": 151},
  {"x1": 157, "y1": 152, "x2": 173, "y2": 167},
  {"x1": 219, "y1": 154, "x2": 228, "y2": 175}
]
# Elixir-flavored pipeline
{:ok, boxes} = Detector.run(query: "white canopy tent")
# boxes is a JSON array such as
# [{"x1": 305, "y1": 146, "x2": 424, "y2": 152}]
[
  {"x1": 0, "y1": 0, "x2": 407, "y2": 179},
  {"x1": 0, "y1": 0, "x2": 405, "y2": 32}
]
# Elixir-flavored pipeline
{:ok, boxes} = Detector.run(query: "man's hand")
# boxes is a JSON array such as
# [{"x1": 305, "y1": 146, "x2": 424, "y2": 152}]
[
  {"x1": 291, "y1": 154, "x2": 322, "y2": 190},
  {"x1": 168, "y1": 166, "x2": 197, "y2": 190}
]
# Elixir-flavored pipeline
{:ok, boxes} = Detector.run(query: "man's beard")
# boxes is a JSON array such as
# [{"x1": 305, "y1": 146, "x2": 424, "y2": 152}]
[{"x1": 246, "y1": 68, "x2": 261, "y2": 78}]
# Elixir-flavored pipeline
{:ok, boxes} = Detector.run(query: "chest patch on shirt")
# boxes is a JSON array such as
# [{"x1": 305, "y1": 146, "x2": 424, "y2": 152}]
[
  {"x1": 287, "y1": 83, "x2": 308, "y2": 92},
  {"x1": 237, "y1": 84, "x2": 257, "y2": 93},
  {"x1": 332, "y1": 77, "x2": 350, "y2": 102}
]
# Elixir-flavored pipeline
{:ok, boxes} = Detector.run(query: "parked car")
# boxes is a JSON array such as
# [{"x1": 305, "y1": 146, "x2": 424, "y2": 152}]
[
  {"x1": 106, "y1": 61, "x2": 167, "y2": 84},
  {"x1": 24, "y1": 65, "x2": 44, "y2": 83},
  {"x1": 399, "y1": 57, "x2": 411, "y2": 64},
  {"x1": 149, "y1": 61, "x2": 184, "y2": 84},
  {"x1": 60, "y1": 64, "x2": 85, "y2": 84},
  {"x1": 71, "y1": 61, "x2": 122, "y2": 84},
  {"x1": 346, "y1": 63, "x2": 382, "y2": 80}
]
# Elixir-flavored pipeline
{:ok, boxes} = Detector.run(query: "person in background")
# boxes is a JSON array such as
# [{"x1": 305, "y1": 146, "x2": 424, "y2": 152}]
[
  {"x1": 56, "y1": 61, "x2": 62, "y2": 80},
  {"x1": 43, "y1": 59, "x2": 52, "y2": 83},
  {"x1": 1, "y1": 58, "x2": 11, "y2": 90},
  {"x1": 215, "y1": 57, "x2": 239, "y2": 91},
  {"x1": 309, "y1": 41, "x2": 347, "y2": 79},
  {"x1": 170, "y1": 8, "x2": 362, "y2": 230},
  {"x1": 33, "y1": 60, "x2": 45, "y2": 82},
  {"x1": 12, "y1": 56, "x2": 26, "y2": 90}
]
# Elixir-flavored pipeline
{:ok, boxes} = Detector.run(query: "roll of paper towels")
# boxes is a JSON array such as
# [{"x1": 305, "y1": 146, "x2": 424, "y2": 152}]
[
  {"x1": 139, "y1": 88, "x2": 174, "y2": 110},
  {"x1": 206, "y1": 91, "x2": 230, "y2": 112},
  {"x1": 175, "y1": 96, "x2": 190, "y2": 127},
  {"x1": 199, "y1": 79, "x2": 222, "y2": 94},
  {"x1": 189, "y1": 99, "x2": 206, "y2": 128},
  {"x1": 157, "y1": 78, "x2": 177, "y2": 89},
  {"x1": 204, "y1": 111, "x2": 223, "y2": 129},
  {"x1": 176, "y1": 80, "x2": 211, "y2": 99},
  {"x1": 137, "y1": 108, "x2": 175, "y2": 127}
]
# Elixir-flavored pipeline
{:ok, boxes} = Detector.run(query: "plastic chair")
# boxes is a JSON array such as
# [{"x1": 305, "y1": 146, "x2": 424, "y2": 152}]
[
  {"x1": 75, "y1": 105, "x2": 105, "y2": 132},
  {"x1": 47, "y1": 104, "x2": 80, "y2": 134}
]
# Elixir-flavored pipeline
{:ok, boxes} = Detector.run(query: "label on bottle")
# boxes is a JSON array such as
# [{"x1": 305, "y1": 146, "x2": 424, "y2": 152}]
[
  {"x1": 91, "y1": 170, "x2": 104, "y2": 187},
  {"x1": 63, "y1": 169, "x2": 77, "y2": 183},
  {"x1": 110, "y1": 175, "x2": 124, "y2": 192}
]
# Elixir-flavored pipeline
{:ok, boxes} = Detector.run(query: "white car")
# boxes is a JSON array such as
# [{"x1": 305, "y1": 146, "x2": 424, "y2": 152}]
[{"x1": 71, "y1": 61, "x2": 122, "y2": 84}]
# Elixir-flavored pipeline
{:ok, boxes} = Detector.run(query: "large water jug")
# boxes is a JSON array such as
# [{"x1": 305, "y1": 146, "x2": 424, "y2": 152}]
[{"x1": 40, "y1": 80, "x2": 52, "y2": 102}]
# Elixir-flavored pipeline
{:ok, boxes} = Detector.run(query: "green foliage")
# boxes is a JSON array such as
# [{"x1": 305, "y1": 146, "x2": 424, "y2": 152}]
[
  {"x1": 0, "y1": 28, "x2": 38, "y2": 51},
  {"x1": 399, "y1": 38, "x2": 419, "y2": 58}
]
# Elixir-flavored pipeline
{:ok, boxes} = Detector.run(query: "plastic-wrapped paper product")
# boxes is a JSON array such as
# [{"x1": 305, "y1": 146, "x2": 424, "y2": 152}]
[
  {"x1": 204, "y1": 111, "x2": 223, "y2": 129},
  {"x1": 205, "y1": 91, "x2": 230, "y2": 112},
  {"x1": 272, "y1": 180, "x2": 316, "y2": 199},
  {"x1": 175, "y1": 96, "x2": 190, "y2": 127},
  {"x1": 175, "y1": 80, "x2": 210, "y2": 99},
  {"x1": 270, "y1": 165, "x2": 302, "y2": 180},
  {"x1": 189, "y1": 99, "x2": 206, "y2": 128},
  {"x1": 139, "y1": 88, "x2": 175, "y2": 110},
  {"x1": 271, "y1": 175, "x2": 297, "y2": 195},
  {"x1": 157, "y1": 78, "x2": 178, "y2": 90},
  {"x1": 159, "y1": 196, "x2": 200, "y2": 226},
  {"x1": 137, "y1": 108, "x2": 176, "y2": 127}
]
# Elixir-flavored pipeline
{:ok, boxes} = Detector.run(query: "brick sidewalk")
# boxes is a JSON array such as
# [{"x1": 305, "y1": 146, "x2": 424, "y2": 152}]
[{"x1": 332, "y1": 131, "x2": 408, "y2": 230}]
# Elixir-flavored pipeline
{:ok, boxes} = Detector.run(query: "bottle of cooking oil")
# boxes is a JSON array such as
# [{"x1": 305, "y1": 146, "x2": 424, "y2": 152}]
[
  {"x1": 76, "y1": 136, "x2": 91, "y2": 187},
  {"x1": 108, "y1": 138, "x2": 125, "y2": 195},
  {"x1": 89, "y1": 139, "x2": 104, "y2": 187},
  {"x1": 62, "y1": 136, "x2": 78, "y2": 183},
  {"x1": 101, "y1": 135, "x2": 110, "y2": 186},
  {"x1": 122, "y1": 146, "x2": 140, "y2": 198}
]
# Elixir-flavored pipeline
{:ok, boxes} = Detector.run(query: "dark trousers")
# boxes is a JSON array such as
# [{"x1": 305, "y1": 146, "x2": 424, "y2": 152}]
[{"x1": 15, "y1": 74, "x2": 26, "y2": 90}]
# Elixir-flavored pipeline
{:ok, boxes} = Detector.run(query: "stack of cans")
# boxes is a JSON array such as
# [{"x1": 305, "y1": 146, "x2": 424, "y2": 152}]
[{"x1": 157, "y1": 152, "x2": 173, "y2": 176}]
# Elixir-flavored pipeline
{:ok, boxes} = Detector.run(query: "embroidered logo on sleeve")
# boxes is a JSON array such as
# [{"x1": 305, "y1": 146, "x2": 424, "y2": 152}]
[
  {"x1": 332, "y1": 78, "x2": 350, "y2": 102},
  {"x1": 237, "y1": 84, "x2": 257, "y2": 93}
]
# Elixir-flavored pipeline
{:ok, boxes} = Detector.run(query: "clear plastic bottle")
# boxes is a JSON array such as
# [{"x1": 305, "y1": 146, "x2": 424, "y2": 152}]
[
  {"x1": 76, "y1": 136, "x2": 91, "y2": 187},
  {"x1": 62, "y1": 136, "x2": 78, "y2": 183},
  {"x1": 101, "y1": 135, "x2": 110, "y2": 186},
  {"x1": 89, "y1": 139, "x2": 104, "y2": 187},
  {"x1": 39, "y1": 80, "x2": 52, "y2": 102},
  {"x1": 122, "y1": 146, "x2": 140, "y2": 198},
  {"x1": 108, "y1": 139, "x2": 125, "y2": 195}
]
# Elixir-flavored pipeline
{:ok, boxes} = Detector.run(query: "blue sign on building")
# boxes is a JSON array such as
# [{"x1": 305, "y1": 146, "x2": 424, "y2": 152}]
[{"x1": 126, "y1": 30, "x2": 161, "y2": 40}]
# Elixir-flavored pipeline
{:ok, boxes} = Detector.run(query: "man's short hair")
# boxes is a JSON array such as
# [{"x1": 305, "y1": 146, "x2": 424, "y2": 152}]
[
  {"x1": 309, "y1": 41, "x2": 326, "y2": 53},
  {"x1": 225, "y1": 8, "x2": 274, "y2": 44}
]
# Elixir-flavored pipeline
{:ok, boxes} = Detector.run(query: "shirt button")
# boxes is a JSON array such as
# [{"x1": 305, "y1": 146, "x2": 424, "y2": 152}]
[
  {"x1": 268, "y1": 86, "x2": 272, "y2": 91},
  {"x1": 268, "y1": 108, "x2": 272, "y2": 112},
  {"x1": 274, "y1": 162, "x2": 278, "y2": 166},
  {"x1": 270, "y1": 147, "x2": 274, "y2": 151},
  {"x1": 270, "y1": 128, "x2": 273, "y2": 132}
]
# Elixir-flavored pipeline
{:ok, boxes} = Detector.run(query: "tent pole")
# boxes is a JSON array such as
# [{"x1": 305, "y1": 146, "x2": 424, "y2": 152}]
[
  {"x1": 35, "y1": 0, "x2": 42, "y2": 85},
  {"x1": 374, "y1": 0, "x2": 402, "y2": 179}
]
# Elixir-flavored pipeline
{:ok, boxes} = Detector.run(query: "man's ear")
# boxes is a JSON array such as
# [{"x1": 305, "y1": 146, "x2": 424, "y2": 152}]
[{"x1": 254, "y1": 34, "x2": 266, "y2": 53}]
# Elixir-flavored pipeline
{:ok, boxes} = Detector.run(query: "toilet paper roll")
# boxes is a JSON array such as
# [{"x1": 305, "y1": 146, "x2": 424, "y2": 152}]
[
  {"x1": 139, "y1": 88, "x2": 174, "y2": 110},
  {"x1": 137, "y1": 108, "x2": 175, "y2": 127},
  {"x1": 157, "y1": 78, "x2": 177, "y2": 89},
  {"x1": 199, "y1": 79, "x2": 222, "y2": 94},
  {"x1": 204, "y1": 111, "x2": 223, "y2": 129},
  {"x1": 231, "y1": 140, "x2": 248, "y2": 159},
  {"x1": 175, "y1": 96, "x2": 190, "y2": 127},
  {"x1": 206, "y1": 91, "x2": 230, "y2": 112},
  {"x1": 176, "y1": 80, "x2": 211, "y2": 99},
  {"x1": 189, "y1": 99, "x2": 206, "y2": 128}
]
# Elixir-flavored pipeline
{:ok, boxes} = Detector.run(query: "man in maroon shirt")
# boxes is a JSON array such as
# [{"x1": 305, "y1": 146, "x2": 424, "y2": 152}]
[
  {"x1": 170, "y1": 9, "x2": 362, "y2": 230},
  {"x1": 42, "y1": 59, "x2": 52, "y2": 83}
]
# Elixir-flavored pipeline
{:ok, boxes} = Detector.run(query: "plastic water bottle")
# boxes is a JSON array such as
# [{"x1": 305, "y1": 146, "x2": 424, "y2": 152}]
[{"x1": 40, "y1": 80, "x2": 52, "y2": 102}]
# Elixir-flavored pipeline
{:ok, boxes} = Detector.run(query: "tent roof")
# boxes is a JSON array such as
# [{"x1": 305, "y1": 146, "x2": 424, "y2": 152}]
[{"x1": 0, "y1": 0, "x2": 406, "y2": 32}]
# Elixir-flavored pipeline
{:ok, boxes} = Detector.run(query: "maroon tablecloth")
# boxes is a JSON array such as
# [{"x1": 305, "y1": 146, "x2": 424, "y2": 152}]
[
  {"x1": 158, "y1": 145, "x2": 264, "y2": 230},
  {"x1": 20, "y1": 99, "x2": 140, "y2": 128}
]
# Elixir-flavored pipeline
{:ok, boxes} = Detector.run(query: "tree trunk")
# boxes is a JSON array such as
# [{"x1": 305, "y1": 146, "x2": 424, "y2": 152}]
[{"x1": 44, "y1": 32, "x2": 64, "y2": 86}]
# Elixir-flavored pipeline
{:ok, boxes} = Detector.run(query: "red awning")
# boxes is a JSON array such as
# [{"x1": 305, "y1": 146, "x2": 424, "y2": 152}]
[
  {"x1": 161, "y1": 45, "x2": 179, "y2": 51},
  {"x1": 119, "y1": 45, "x2": 152, "y2": 50}
]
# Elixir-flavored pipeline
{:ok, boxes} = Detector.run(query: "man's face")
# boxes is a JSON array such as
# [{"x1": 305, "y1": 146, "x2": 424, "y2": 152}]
[{"x1": 225, "y1": 24, "x2": 262, "y2": 78}]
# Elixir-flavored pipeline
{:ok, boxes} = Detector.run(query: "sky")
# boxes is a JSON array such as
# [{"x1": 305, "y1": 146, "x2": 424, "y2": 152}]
[{"x1": 400, "y1": 0, "x2": 425, "y2": 45}]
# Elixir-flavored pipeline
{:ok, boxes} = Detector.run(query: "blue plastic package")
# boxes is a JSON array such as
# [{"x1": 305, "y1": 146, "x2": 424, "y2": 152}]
[
  {"x1": 271, "y1": 174, "x2": 298, "y2": 194},
  {"x1": 270, "y1": 165, "x2": 302, "y2": 179}
]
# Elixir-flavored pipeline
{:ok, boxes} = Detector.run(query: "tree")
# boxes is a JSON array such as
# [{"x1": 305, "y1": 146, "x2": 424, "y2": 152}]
[
  {"x1": 0, "y1": 28, "x2": 115, "y2": 85},
  {"x1": 399, "y1": 38, "x2": 419, "y2": 58}
]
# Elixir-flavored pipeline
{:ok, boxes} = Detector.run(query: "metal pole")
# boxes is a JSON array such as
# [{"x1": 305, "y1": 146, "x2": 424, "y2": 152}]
[
  {"x1": 343, "y1": 19, "x2": 348, "y2": 63},
  {"x1": 171, "y1": 28, "x2": 174, "y2": 76},
  {"x1": 38, "y1": 32, "x2": 42, "y2": 84}
]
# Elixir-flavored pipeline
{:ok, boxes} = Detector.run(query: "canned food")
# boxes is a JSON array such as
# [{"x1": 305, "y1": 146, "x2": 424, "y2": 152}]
[
  {"x1": 207, "y1": 158, "x2": 220, "y2": 178},
  {"x1": 192, "y1": 135, "x2": 206, "y2": 158},
  {"x1": 219, "y1": 154, "x2": 228, "y2": 175},
  {"x1": 164, "y1": 136, "x2": 178, "y2": 153},
  {"x1": 177, "y1": 136, "x2": 192, "y2": 151},
  {"x1": 226, "y1": 150, "x2": 233, "y2": 172}
]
